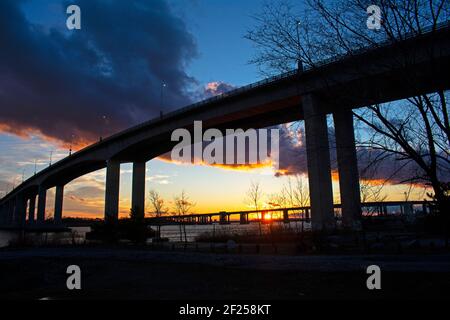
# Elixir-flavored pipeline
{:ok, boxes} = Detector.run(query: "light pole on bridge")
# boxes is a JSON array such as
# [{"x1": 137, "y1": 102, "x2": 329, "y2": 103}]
[
  {"x1": 160, "y1": 82, "x2": 167, "y2": 118},
  {"x1": 69, "y1": 134, "x2": 75, "y2": 156},
  {"x1": 100, "y1": 115, "x2": 109, "y2": 141},
  {"x1": 296, "y1": 20, "x2": 304, "y2": 73}
]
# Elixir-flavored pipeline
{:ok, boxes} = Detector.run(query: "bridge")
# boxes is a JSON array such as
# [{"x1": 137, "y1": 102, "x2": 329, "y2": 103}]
[
  {"x1": 1, "y1": 24, "x2": 449, "y2": 231},
  {"x1": 148, "y1": 201, "x2": 431, "y2": 226}
]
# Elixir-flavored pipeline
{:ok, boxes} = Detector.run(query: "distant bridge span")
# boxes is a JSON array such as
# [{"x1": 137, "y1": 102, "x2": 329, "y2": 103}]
[
  {"x1": 148, "y1": 201, "x2": 431, "y2": 226},
  {"x1": 1, "y1": 25, "x2": 450, "y2": 230}
]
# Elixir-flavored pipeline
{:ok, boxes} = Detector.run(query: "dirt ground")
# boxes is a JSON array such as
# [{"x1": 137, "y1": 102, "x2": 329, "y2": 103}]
[{"x1": 1, "y1": 247, "x2": 449, "y2": 300}]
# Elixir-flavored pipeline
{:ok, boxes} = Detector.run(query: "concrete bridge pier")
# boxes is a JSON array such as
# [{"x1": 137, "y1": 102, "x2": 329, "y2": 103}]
[
  {"x1": 7, "y1": 199, "x2": 14, "y2": 225},
  {"x1": 283, "y1": 210, "x2": 289, "y2": 223},
  {"x1": 240, "y1": 213, "x2": 249, "y2": 224},
  {"x1": 0, "y1": 203, "x2": 7, "y2": 225},
  {"x1": 7, "y1": 200, "x2": 14, "y2": 225},
  {"x1": 14, "y1": 194, "x2": 26, "y2": 227},
  {"x1": 3, "y1": 203, "x2": 9, "y2": 225},
  {"x1": 131, "y1": 161, "x2": 146, "y2": 218},
  {"x1": 220, "y1": 212, "x2": 228, "y2": 224},
  {"x1": 28, "y1": 194, "x2": 36, "y2": 223},
  {"x1": 54, "y1": 185, "x2": 64, "y2": 225},
  {"x1": 37, "y1": 185, "x2": 47, "y2": 224},
  {"x1": 303, "y1": 94, "x2": 335, "y2": 230},
  {"x1": 105, "y1": 160, "x2": 120, "y2": 222},
  {"x1": 333, "y1": 110, "x2": 362, "y2": 229}
]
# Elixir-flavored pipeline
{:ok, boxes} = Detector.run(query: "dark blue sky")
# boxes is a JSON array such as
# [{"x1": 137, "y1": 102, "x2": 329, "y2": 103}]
[
  {"x1": 22, "y1": 0, "x2": 265, "y2": 86},
  {"x1": 168, "y1": 0, "x2": 263, "y2": 85},
  {"x1": 0, "y1": 0, "x2": 266, "y2": 146}
]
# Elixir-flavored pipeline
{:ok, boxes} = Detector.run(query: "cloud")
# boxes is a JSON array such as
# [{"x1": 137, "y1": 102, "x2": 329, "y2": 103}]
[
  {"x1": 202, "y1": 81, "x2": 235, "y2": 98},
  {"x1": 189, "y1": 81, "x2": 235, "y2": 102},
  {"x1": 276, "y1": 122, "x2": 450, "y2": 186},
  {"x1": 275, "y1": 123, "x2": 308, "y2": 176},
  {"x1": 65, "y1": 185, "x2": 105, "y2": 201},
  {"x1": 146, "y1": 174, "x2": 173, "y2": 185},
  {"x1": 0, "y1": 0, "x2": 198, "y2": 148},
  {"x1": 0, "y1": 179, "x2": 11, "y2": 197}
]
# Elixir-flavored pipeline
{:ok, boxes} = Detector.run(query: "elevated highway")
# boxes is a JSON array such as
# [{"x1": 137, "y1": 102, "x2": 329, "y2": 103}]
[{"x1": 1, "y1": 24, "x2": 449, "y2": 230}]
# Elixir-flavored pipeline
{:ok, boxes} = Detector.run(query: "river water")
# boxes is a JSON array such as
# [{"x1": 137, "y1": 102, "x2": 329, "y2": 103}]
[
  {"x1": 0, "y1": 227, "x2": 91, "y2": 248},
  {"x1": 0, "y1": 221, "x2": 310, "y2": 248}
]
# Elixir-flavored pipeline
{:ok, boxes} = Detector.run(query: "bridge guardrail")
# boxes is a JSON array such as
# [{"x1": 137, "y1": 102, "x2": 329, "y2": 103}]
[{"x1": 99, "y1": 20, "x2": 450, "y2": 144}]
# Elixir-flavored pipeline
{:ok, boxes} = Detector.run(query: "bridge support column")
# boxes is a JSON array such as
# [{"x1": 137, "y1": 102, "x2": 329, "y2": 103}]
[
  {"x1": 54, "y1": 185, "x2": 64, "y2": 225},
  {"x1": 240, "y1": 213, "x2": 248, "y2": 225},
  {"x1": 14, "y1": 194, "x2": 26, "y2": 227},
  {"x1": 28, "y1": 194, "x2": 36, "y2": 223},
  {"x1": 131, "y1": 161, "x2": 146, "y2": 218},
  {"x1": 105, "y1": 160, "x2": 120, "y2": 222},
  {"x1": 283, "y1": 210, "x2": 289, "y2": 223},
  {"x1": 220, "y1": 212, "x2": 228, "y2": 225},
  {"x1": 333, "y1": 110, "x2": 362, "y2": 229},
  {"x1": 3, "y1": 204, "x2": 9, "y2": 225},
  {"x1": 37, "y1": 185, "x2": 47, "y2": 224},
  {"x1": 7, "y1": 200, "x2": 14, "y2": 225},
  {"x1": 0, "y1": 204, "x2": 6, "y2": 226},
  {"x1": 303, "y1": 94, "x2": 335, "y2": 230}
]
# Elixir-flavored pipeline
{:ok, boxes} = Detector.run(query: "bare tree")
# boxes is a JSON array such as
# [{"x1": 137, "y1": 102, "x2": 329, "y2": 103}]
[
  {"x1": 246, "y1": 181, "x2": 264, "y2": 211},
  {"x1": 149, "y1": 190, "x2": 167, "y2": 217},
  {"x1": 279, "y1": 175, "x2": 310, "y2": 221},
  {"x1": 246, "y1": 0, "x2": 449, "y2": 74},
  {"x1": 360, "y1": 180, "x2": 387, "y2": 203},
  {"x1": 174, "y1": 191, "x2": 195, "y2": 242},
  {"x1": 293, "y1": 175, "x2": 310, "y2": 207},
  {"x1": 358, "y1": 158, "x2": 388, "y2": 205},
  {"x1": 246, "y1": 181, "x2": 264, "y2": 235},
  {"x1": 282, "y1": 177, "x2": 297, "y2": 208},
  {"x1": 354, "y1": 99, "x2": 449, "y2": 209},
  {"x1": 268, "y1": 192, "x2": 286, "y2": 208},
  {"x1": 148, "y1": 190, "x2": 167, "y2": 239},
  {"x1": 246, "y1": 0, "x2": 450, "y2": 216}
]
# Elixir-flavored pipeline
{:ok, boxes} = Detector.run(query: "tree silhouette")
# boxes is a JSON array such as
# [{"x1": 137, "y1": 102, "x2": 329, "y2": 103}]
[
  {"x1": 174, "y1": 191, "x2": 196, "y2": 242},
  {"x1": 246, "y1": 181, "x2": 264, "y2": 235},
  {"x1": 148, "y1": 190, "x2": 167, "y2": 239},
  {"x1": 246, "y1": 0, "x2": 449, "y2": 216}
]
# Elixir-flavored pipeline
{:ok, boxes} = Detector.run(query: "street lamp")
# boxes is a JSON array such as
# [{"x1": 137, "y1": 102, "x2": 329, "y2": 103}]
[
  {"x1": 160, "y1": 82, "x2": 167, "y2": 117},
  {"x1": 69, "y1": 134, "x2": 75, "y2": 156},
  {"x1": 296, "y1": 20, "x2": 304, "y2": 73},
  {"x1": 100, "y1": 115, "x2": 108, "y2": 141}
]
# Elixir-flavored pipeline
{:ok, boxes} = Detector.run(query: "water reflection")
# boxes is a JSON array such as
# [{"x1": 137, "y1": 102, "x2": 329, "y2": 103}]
[{"x1": 0, "y1": 221, "x2": 310, "y2": 248}]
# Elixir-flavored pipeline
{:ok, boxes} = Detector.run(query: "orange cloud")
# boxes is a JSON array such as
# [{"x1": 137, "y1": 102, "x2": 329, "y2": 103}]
[
  {"x1": 0, "y1": 121, "x2": 93, "y2": 151},
  {"x1": 0, "y1": 122, "x2": 39, "y2": 139},
  {"x1": 157, "y1": 155, "x2": 276, "y2": 173}
]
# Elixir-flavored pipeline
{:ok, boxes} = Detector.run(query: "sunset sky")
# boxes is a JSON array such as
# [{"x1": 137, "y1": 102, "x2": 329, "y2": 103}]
[{"x1": 0, "y1": 0, "x2": 430, "y2": 219}]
